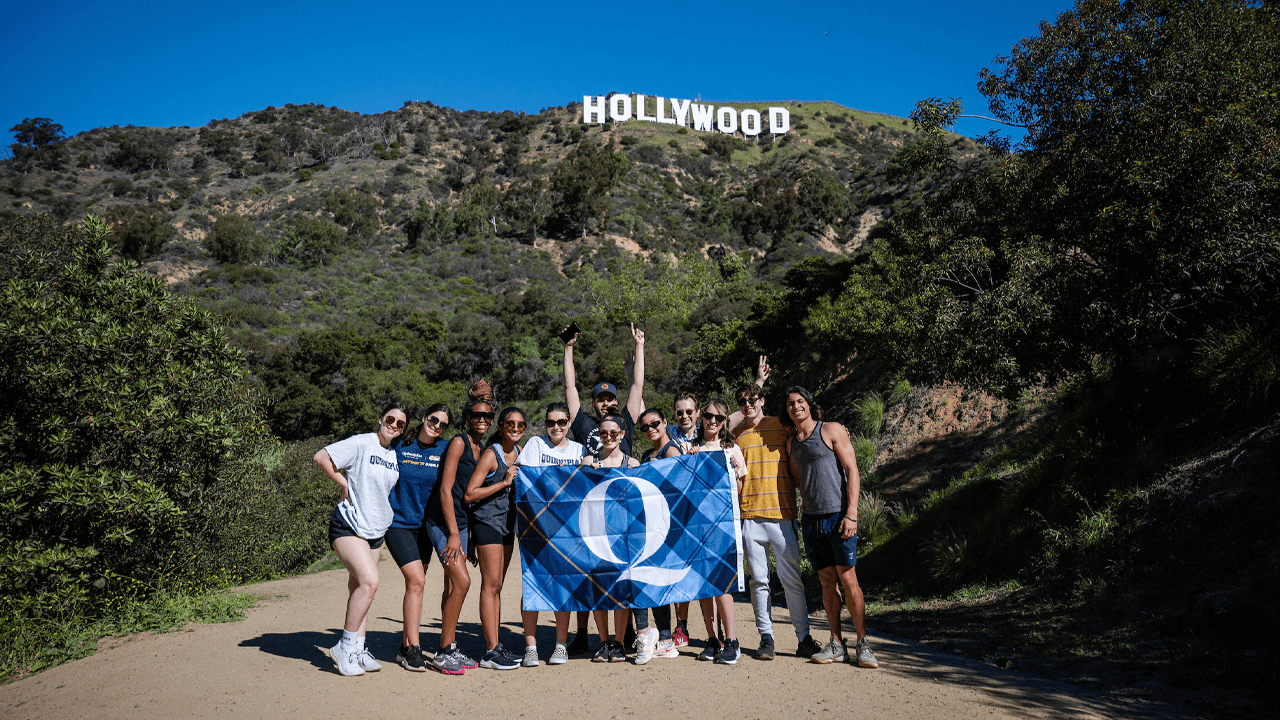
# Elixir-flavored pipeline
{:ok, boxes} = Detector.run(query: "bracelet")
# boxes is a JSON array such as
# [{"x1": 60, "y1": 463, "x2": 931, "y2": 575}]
[{"x1": 845, "y1": 515, "x2": 858, "y2": 523}]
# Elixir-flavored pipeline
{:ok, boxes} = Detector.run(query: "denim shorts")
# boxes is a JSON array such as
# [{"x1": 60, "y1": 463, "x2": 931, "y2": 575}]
[
  {"x1": 801, "y1": 512, "x2": 858, "y2": 570},
  {"x1": 424, "y1": 519, "x2": 470, "y2": 561},
  {"x1": 328, "y1": 507, "x2": 385, "y2": 549}
]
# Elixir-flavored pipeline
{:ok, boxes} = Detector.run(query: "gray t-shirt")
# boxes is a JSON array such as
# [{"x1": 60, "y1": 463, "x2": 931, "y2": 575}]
[{"x1": 326, "y1": 432, "x2": 400, "y2": 539}]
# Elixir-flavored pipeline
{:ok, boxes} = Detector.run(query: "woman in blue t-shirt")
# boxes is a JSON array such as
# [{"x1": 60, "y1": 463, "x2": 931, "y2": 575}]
[{"x1": 385, "y1": 403, "x2": 452, "y2": 672}]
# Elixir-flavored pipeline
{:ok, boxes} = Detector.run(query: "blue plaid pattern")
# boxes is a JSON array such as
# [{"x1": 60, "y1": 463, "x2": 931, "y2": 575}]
[{"x1": 516, "y1": 453, "x2": 742, "y2": 611}]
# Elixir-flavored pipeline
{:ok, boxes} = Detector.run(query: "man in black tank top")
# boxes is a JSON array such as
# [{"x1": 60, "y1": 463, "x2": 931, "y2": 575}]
[{"x1": 783, "y1": 386, "x2": 879, "y2": 669}]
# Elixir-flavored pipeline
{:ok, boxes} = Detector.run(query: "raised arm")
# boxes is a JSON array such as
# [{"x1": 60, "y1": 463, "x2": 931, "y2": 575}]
[
  {"x1": 626, "y1": 323, "x2": 646, "y2": 418},
  {"x1": 562, "y1": 327, "x2": 581, "y2": 420},
  {"x1": 727, "y1": 355, "x2": 770, "y2": 431},
  {"x1": 313, "y1": 448, "x2": 349, "y2": 502},
  {"x1": 823, "y1": 422, "x2": 862, "y2": 540}
]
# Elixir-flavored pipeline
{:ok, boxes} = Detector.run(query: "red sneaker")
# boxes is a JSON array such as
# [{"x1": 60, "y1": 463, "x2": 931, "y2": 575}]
[{"x1": 671, "y1": 626, "x2": 690, "y2": 648}]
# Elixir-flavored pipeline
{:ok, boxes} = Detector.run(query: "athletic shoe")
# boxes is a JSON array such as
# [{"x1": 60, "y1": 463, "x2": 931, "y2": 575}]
[
  {"x1": 654, "y1": 638, "x2": 679, "y2": 658},
  {"x1": 396, "y1": 644, "x2": 427, "y2": 672},
  {"x1": 567, "y1": 632, "x2": 592, "y2": 656},
  {"x1": 432, "y1": 645, "x2": 466, "y2": 675},
  {"x1": 449, "y1": 647, "x2": 479, "y2": 669},
  {"x1": 853, "y1": 637, "x2": 879, "y2": 668},
  {"x1": 522, "y1": 645, "x2": 541, "y2": 667},
  {"x1": 671, "y1": 626, "x2": 690, "y2": 647},
  {"x1": 548, "y1": 643, "x2": 569, "y2": 665},
  {"x1": 810, "y1": 638, "x2": 846, "y2": 664},
  {"x1": 634, "y1": 627, "x2": 658, "y2": 665},
  {"x1": 481, "y1": 643, "x2": 520, "y2": 670},
  {"x1": 715, "y1": 638, "x2": 741, "y2": 665},
  {"x1": 592, "y1": 642, "x2": 612, "y2": 663},
  {"x1": 697, "y1": 638, "x2": 721, "y2": 661},
  {"x1": 608, "y1": 640, "x2": 627, "y2": 663},
  {"x1": 328, "y1": 642, "x2": 365, "y2": 676},
  {"x1": 796, "y1": 634, "x2": 823, "y2": 659},
  {"x1": 756, "y1": 634, "x2": 775, "y2": 660},
  {"x1": 356, "y1": 647, "x2": 382, "y2": 672}
]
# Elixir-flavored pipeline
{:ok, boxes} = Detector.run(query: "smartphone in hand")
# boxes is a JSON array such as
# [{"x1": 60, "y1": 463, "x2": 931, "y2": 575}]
[{"x1": 559, "y1": 321, "x2": 581, "y2": 344}]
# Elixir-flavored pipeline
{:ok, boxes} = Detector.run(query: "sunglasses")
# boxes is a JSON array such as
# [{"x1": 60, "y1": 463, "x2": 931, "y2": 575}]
[
  {"x1": 674, "y1": 409, "x2": 696, "y2": 417},
  {"x1": 503, "y1": 420, "x2": 527, "y2": 432},
  {"x1": 701, "y1": 412, "x2": 727, "y2": 423},
  {"x1": 599, "y1": 429, "x2": 622, "y2": 439},
  {"x1": 546, "y1": 418, "x2": 570, "y2": 428},
  {"x1": 639, "y1": 420, "x2": 663, "y2": 432},
  {"x1": 423, "y1": 416, "x2": 446, "y2": 427},
  {"x1": 470, "y1": 412, "x2": 494, "y2": 422},
  {"x1": 737, "y1": 396, "x2": 761, "y2": 406},
  {"x1": 382, "y1": 416, "x2": 406, "y2": 430}
]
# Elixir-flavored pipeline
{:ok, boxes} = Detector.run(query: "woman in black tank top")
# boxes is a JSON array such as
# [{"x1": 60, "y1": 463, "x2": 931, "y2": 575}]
[
  {"x1": 639, "y1": 408, "x2": 683, "y2": 463},
  {"x1": 463, "y1": 407, "x2": 526, "y2": 669}
]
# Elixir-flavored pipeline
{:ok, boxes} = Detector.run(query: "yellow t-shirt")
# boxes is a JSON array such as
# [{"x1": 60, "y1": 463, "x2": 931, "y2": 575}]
[{"x1": 733, "y1": 416, "x2": 797, "y2": 520}]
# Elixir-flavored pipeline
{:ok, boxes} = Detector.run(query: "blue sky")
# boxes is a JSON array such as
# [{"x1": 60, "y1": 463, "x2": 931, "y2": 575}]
[{"x1": 2, "y1": 0, "x2": 1072, "y2": 145}]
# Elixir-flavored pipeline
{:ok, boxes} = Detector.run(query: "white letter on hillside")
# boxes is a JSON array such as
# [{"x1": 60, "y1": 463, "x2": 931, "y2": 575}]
[
  {"x1": 691, "y1": 104, "x2": 715, "y2": 132},
  {"x1": 611, "y1": 94, "x2": 633, "y2": 122},
  {"x1": 636, "y1": 95, "x2": 654, "y2": 122},
  {"x1": 769, "y1": 107, "x2": 791, "y2": 134},
  {"x1": 717, "y1": 106, "x2": 738, "y2": 134},
  {"x1": 670, "y1": 99, "x2": 691, "y2": 126},
  {"x1": 656, "y1": 97, "x2": 676, "y2": 124},
  {"x1": 583, "y1": 96, "x2": 607, "y2": 124},
  {"x1": 740, "y1": 109, "x2": 761, "y2": 136}
]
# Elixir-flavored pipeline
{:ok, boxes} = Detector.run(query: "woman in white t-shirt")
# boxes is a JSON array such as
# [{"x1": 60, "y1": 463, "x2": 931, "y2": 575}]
[
  {"x1": 688, "y1": 398, "x2": 747, "y2": 666},
  {"x1": 313, "y1": 403, "x2": 408, "y2": 677},
  {"x1": 514, "y1": 401, "x2": 585, "y2": 667}
]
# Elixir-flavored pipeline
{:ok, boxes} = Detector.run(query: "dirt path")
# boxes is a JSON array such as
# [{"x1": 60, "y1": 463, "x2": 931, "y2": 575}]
[{"x1": 2, "y1": 552, "x2": 1157, "y2": 720}]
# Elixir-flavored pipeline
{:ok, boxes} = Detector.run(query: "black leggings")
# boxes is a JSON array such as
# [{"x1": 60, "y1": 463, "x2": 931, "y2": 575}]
[{"x1": 633, "y1": 604, "x2": 673, "y2": 640}]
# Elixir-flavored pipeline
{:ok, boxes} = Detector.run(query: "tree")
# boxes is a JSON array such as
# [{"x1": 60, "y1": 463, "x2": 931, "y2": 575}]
[
  {"x1": 502, "y1": 178, "x2": 550, "y2": 243},
  {"x1": 8, "y1": 118, "x2": 66, "y2": 172},
  {"x1": 0, "y1": 214, "x2": 270, "y2": 628},
  {"x1": 205, "y1": 214, "x2": 267, "y2": 264},
  {"x1": 455, "y1": 182, "x2": 503, "y2": 236},
  {"x1": 809, "y1": 0, "x2": 1280, "y2": 395},
  {"x1": 551, "y1": 138, "x2": 631, "y2": 238},
  {"x1": 402, "y1": 199, "x2": 455, "y2": 250},
  {"x1": 104, "y1": 205, "x2": 177, "y2": 260}
]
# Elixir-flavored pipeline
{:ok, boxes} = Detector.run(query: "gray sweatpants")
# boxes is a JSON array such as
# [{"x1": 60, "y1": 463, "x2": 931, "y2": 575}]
[{"x1": 741, "y1": 518, "x2": 810, "y2": 640}]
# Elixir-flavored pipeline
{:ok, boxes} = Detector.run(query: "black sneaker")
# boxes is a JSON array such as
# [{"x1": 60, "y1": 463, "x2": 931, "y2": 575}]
[
  {"x1": 715, "y1": 638, "x2": 741, "y2": 665},
  {"x1": 608, "y1": 640, "x2": 627, "y2": 663},
  {"x1": 797, "y1": 633, "x2": 823, "y2": 659},
  {"x1": 396, "y1": 643, "x2": 428, "y2": 672},
  {"x1": 592, "y1": 642, "x2": 612, "y2": 663},
  {"x1": 756, "y1": 634, "x2": 775, "y2": 660},
  {"x1": 697, "y1": 638, "x2": 721, "y2": 661},
  {"x1": 623, "y1": 621, "x2": 637, "y2": 649},
  {"x1": 480, "y1": 643, "x2": 520, "y2": 670},
  {"x1": 567, "y1": 631, "x2": 592, "y2": 657}
]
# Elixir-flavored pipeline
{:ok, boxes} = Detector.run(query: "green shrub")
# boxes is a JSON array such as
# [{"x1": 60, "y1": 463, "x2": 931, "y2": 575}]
[
  {"x1": 206, "y1": 214, "x2": 267, "y2": 264},
  {"x1": 852, "y1": 434, "x2": 876, "y2": 477},
  {"x1": 279, "y1": 215, "x2": 346, "y2": 267},
  {"x1": 858, "y1": 491, "x2": 891, "y2": 544},
  {"x1": 887, "y1": 378, "x2": 912, "y2": 406},
  {"x1": 1195, "y1": 316, "x2": 1280, "y2": 412},
  {"x1": 855, "y1": 391, "x2": 885, "y2": 436},
  {"x1": 104, "y1": 205, "x2": 177, "y2": 260}
]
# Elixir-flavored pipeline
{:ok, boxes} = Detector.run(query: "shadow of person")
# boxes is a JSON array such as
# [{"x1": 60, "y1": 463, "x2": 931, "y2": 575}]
[{"x1": 239, "y1": 629, "x2": 404, "y2": 673}]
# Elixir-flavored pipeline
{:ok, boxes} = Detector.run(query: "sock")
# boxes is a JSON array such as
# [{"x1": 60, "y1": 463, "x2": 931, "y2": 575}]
[
  {"x1": 340, "y1": 630, "x2": 359, "y2": 650},
  {"x1": 355, "y1": 635, "x2": 365, "y2": 650}
]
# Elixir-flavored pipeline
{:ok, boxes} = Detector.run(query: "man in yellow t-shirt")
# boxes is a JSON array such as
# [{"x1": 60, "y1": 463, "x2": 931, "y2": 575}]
[{"x1": 731, "y1": 359, "x2": 822, "y2": 661}]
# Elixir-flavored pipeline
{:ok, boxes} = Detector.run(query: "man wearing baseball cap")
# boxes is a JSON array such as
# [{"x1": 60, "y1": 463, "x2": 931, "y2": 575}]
[{"x1": 560, "y1": 323, "x2": 647, "y2": 458}]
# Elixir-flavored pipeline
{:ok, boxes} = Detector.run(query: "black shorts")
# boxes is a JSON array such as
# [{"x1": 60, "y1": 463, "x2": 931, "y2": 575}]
[
  {"x1": 384, "y1": 527, "x2": 434, "y2": 568},
  {"x1": 471, "y1": 521, "x2": 514, "y2": 547},
  {"x1": 328, "y1": 507, "x2": 385, "y2": 549}
]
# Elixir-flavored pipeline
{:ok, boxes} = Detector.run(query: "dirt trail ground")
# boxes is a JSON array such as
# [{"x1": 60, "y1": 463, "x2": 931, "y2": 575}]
[{"x1": 2, "y1": 552, "x2": 1165, "y2": 720}]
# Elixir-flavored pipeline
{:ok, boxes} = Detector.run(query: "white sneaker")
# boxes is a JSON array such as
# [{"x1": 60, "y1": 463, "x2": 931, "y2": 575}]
[
  {"x1": 654, "y1": 637, "x2": 679, "y2": 658},
  {"x1": 548, "y1": 643, "x2": 568, "y2": 665},
  {"x1": 328, "y1": 642, "x2": 365, "y2": 676},
  {"x1": 522, "y1": 645, "x2": 542, "y2": 667},
  {"x1": 634, "y1": 627, "x2": 658, "y2": 665},
  {"x1": 356, "y1": 647, "x2": 382, "y2": 672}
]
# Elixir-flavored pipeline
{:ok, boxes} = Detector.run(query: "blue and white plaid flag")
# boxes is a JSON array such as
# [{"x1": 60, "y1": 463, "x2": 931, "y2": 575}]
[{"x1": 516, "y1": 452, "x2": 743, "y2": 612}]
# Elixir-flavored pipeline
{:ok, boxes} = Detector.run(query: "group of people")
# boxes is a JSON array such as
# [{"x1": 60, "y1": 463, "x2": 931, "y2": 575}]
[{"x1": 313, "y1": 324, "x2": 878, "y2": 676}]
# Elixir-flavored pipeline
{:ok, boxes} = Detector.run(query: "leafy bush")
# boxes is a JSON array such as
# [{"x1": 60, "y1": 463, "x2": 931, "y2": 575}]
[
  {"x1": 206, "y1": 214, "x2": 267, "y2": 264},
  {"x1": 851, "y1": 434, "x2": 876, "y2": 477},
  {"x1": 857, "y1": 491, "x2": 891, "y2": 544},
  {"x1": 279, "y1": 215, "x2": 346, "y2": 267},
  {"x1": 325, "y1": 188, "x2": 380, "y2": 240},
  {"x1": 854, "y1": 391, "x2": 885, "y2": 436},
  {"x1": 104, "y1": 205, "x2": 177, "y2": 260}
]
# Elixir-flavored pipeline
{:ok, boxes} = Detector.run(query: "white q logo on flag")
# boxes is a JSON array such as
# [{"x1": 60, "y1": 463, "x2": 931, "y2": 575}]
[{"x1": 578, "y1": 477, "x2": 690, "y2": 586}]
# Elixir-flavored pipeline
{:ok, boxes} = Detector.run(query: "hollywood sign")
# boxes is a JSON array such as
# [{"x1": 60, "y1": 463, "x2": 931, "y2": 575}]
[{"x1": 582, "y1": 94, "x2": 791, "y2": 135}]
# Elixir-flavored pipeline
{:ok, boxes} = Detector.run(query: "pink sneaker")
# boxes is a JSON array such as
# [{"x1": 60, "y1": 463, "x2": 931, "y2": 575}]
[
  {"x1": 671, "y1": 627, "x2": 690, "y2": 648},
  {"x1": 654, "y1": 638, "x2": 679, "y2": 658}
]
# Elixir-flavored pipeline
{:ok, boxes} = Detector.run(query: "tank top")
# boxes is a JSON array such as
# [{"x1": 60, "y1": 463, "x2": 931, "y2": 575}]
[
  {"x1": 791, "y1": 421, "x2": 848, "y2": 515},
  {"x1": 641, "y1": 439, "x2": 682, "y2": 463},
  {"x1": 469, "y1": 445, "x2": 514, "y2": 534},
  {"x1": 426, "y1": 434, "x2": 482, "y2": 529}
]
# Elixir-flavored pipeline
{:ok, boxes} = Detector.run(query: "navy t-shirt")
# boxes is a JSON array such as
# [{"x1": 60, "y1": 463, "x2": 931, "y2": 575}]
[
  {"x1": 571, "y1": 407, "x2": 635, "y2": 458},
  {"x1": 390, "y1": 436, "x2": 448, "y2": 529}
]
